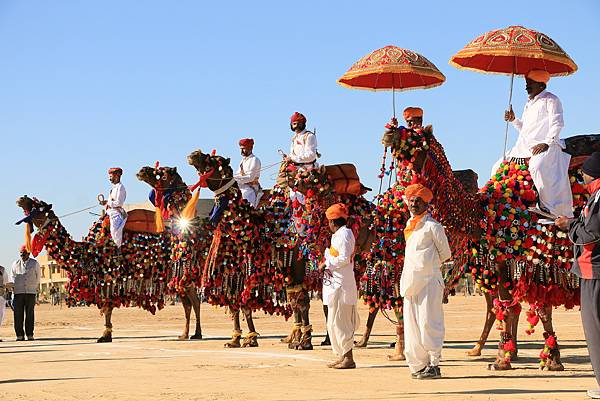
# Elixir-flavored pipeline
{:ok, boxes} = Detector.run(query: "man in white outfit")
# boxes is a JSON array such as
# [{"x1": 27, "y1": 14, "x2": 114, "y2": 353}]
[
  {"x1": 8, "y1": 246, "x2": 41, "y2": 341},
  {"x1": 100, "y1": 167, "x2": 127, "y2": 247},
  {"x1": 234, "y1": 138, "x2": 262, "y2": 208},
  {"x1": 502, "y1": 69, "x2": 573, "y2": 218},
  {"x1": 319, "y1": 203, "x2": 359, "y2": 369},
  {"x1": 284, "y1": 112, "x2": 318, "y2": 170},
  {"x1": 0, "y1": 264, "x2": 10, "y2": 341},
  {"x1": 400, "y1": 183, "x2": 451, "y2": 379}
]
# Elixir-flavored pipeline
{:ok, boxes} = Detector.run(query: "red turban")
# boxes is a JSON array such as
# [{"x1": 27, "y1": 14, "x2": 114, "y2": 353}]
[
  {"x1": 290, "y1": 112, "x2": 307, "y2": 124},
  {"x1": 403, "y1": 107, "x2": 423, "y2": 121},
  {"x1": 405, "y1": 183, "x2": 433, "y2": 203},
  {"x1": 325, "y1": 203, "x2": 349, "y2": 220},
  {"x1": 239, "y1": 138, "x2": 254, "y2": 148},
  {"x1": 20, "y1": 245, "x2": 28, "y2": 253},
  {"x1": 108, "y1": 167, "x2": 123, "y2": 175},
  {"x1": 526, "y1": 69, "x2": 550, "y2": 84}
]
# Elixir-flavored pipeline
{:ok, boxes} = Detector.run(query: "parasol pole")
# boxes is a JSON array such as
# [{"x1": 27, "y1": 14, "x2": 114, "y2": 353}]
[
  {"x1": 503, "y1": 57, "x2": 516, "y2": 159},
  {"x1": 392, "y1": 87, "x2": 396, "y2": 118}
]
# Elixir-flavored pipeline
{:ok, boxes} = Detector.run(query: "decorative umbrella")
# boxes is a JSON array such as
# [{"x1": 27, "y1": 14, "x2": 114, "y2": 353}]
[
  {"x1": 337, "y1": 45, "x2": 446, "y2": 117},
  {"x1": 449, "y1": 25, "x2": 578, "y2": 157}
]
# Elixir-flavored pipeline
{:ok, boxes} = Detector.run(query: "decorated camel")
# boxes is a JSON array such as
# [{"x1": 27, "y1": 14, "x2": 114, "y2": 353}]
[
  {"x1": 186, "y1": 149, "x2": 374, "y2": 349},
  {"x1": 136, "y1": 164, "x2": 213, "y2": 340},
  {"x1": 16, "y1": 195, "x2": 172, "y2": 342},
  {"x1": 362, "y1": 120, "x2": 598, "y2": 370}
]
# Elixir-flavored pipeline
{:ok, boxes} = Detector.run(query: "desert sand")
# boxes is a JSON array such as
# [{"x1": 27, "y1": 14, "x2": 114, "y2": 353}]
[{"x1": 0, "y1": 295, "x2": 593, "y2": 401}]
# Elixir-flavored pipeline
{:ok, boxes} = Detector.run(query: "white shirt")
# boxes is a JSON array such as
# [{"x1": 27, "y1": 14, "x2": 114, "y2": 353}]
[
  {"x1": 322, "y1": 226, "x2": 357, "y2": 306},
  {"x1": 289, "y1": 130, "x2": 318, "y2": 164},
  {"x1": 508, "y1": 90, "x2": 564, "y2": 158},
  {"x1": 8, "y1": 258, "x2": 41, "y2": 294},
  {"x1": 234, "y1": 154, "x2": 261, "y2": 186},
  {"x1": 400, "y1": 214, "x2": 451, "y2": 298},
  {"x1": 107, "y1": 182, "x2": 126, "y2": 210}
]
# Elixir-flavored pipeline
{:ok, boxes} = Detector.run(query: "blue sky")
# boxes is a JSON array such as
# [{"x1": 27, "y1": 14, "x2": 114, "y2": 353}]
[{"x1": 1, "y1": 0, "x2": 599, "y2": 267}]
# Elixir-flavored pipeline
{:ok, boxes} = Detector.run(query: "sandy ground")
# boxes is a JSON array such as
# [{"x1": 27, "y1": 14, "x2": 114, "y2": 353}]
[{"x1": 0, "y1": 295, "x2": 594, "y2": 401}]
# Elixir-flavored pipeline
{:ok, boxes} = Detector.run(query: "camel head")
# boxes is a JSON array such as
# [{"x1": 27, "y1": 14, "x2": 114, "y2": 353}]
[
  {"x1": 16, "y1": 195, "x2": 57, "y2": 229},
  {"x1": 137, "y1": 165, "x2": 184, "y2": 192},
  {"x1": 187, "y1": 149, "x2": 234, "y2": 193},
  {"x1": 381, "y1": 124, "x2": 433, "y2": 169}
]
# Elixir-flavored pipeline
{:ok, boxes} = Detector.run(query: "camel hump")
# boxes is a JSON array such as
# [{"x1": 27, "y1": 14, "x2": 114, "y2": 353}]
[
  {"x1": 452, "y1": 169, "x2": 479, "y2": 194},
  {"x1": 564, "y1": 134, "x2": 600, "y2": 169},
  {"x1": 125, "y1": 209, "x2": 159, "y2": 234},
  {"x1": 325, "y1": 164, "x2": 370, "y2": 196}
]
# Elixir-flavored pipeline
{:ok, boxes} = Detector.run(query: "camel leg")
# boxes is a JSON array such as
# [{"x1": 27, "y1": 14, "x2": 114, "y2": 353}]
[
  {"x1": 178, "y1": 292, "x2": 192, "y2": 340},
  {"x1": 187, "y1": 287, "x2": 202, "y2": 340},
  {"x1": 355, "y1": 307, "x2": 378, "y2": 348},
  {"x1": 98, "y1": 304, "x2": 113, "y2": 343},
  {"x1": 387, "y1": 307, "x2": 405, "y2": 361},
  {"x1": 294, "y1": 290, "x2": 313, "y2": 350},
  {"x1": 510, "y1": 303, "x2": 521, "y2": 360},
  {"x1": 241, "y1": 307, "x2": 259, "y2": 348},
  {"x1": 321, "y1": 305, "x2": 331, "y2": 346},
  {"x1": 282, "y1": 309, "x2": 302, "y2": 344},
  {"x1": 468, "y1": 292, "x2": 495, "y2": 356},
  {"x1": 539, "y1": 305, "x2": 564, "y2": 371},
  {"x1": 224, "y1": 310, "x2": 242, "y2": 348},
  {"x1": 488, "y1": 262, "x2": 515, "y2": 370}
]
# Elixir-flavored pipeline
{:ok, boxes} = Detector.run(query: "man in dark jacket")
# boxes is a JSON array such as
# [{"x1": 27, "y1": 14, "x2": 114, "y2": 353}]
[{"x1": 556, "y1": 151, "x2": 600, "y2": 399}]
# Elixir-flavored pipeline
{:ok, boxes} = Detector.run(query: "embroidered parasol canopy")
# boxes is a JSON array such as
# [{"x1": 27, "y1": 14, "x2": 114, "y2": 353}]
[
  {"x1": 449, "y1": 25, "x2": 577, "y2": 76},
  {"x1": 449, "y1": 26, "x2": 577, "y2": 158},
  {"x1": 337, "y1": 45, "x2": 445, "y2": 117}
]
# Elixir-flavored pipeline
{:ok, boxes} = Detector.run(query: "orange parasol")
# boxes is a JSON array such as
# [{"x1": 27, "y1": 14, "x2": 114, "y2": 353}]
[
  {"x1": 337, "y1": 45, "x2": 446, "y2": 117},
  {"x1": 449, "y1": 25, "x2": 578, "y2": 157}
]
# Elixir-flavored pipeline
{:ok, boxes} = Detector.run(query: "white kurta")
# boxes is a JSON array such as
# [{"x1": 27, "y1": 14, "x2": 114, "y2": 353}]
[
  {"x1": 323, "y1": 226, "x2": 360, "y2": 357},
  {"x1": 234, "y1": 153, "x2": 262, "y2": 208},
  {"x1": 289, "y1": 130, "x2": 318, "y2": 167},
  {"x1": 106, "y1": 182, "x2": 127, "y2": 247},
  {"x1": 401, "y1": 214, "x2": 451, "y2": 373},
  {"x1": 497, "y1": 90, "x2": 573, "y2": 217}
]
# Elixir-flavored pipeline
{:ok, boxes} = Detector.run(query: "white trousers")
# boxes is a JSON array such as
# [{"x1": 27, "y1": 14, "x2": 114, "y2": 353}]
[
  {"x1": 239, "y1": 184, "x2": 262, "y2": 208},
  {"x1": 404, "y1": 278, "x2": 445, "y2": 373},
  {"x1": 0, "y1": 296, "x2": 6, "y2": 327},
  {"x1": 108, "y1": 209, "x2": 127, "y2": 247},
  {"x1": 326, "y1": 289, "x2": 360, "y2": 357},
  {"x1": 529, "y1": 145, "x2": 573, "y2": 218}
]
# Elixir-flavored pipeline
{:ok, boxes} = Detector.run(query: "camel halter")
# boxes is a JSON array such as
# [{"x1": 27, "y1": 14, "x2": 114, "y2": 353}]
[{"x1": 213, "y1": 178, "x2": 237, "y2": 196}]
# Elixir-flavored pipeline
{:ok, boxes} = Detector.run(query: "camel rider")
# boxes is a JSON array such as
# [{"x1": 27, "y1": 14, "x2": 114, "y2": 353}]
[
  {"x1": 234, "y1": 138, "x2": 263, "y2": 208},
  {"x1": 403, "y1": 107, "x2": 423, "y2": 129},
  {"x1": 100, "y1": 167, "x2": 127, "y2": 247},
  {"x1": 284, "y1": 112, "x2": 319, "y2": 170},
  {"x1": 502, "y1": 69, "x2": 573, "y2": 219}
]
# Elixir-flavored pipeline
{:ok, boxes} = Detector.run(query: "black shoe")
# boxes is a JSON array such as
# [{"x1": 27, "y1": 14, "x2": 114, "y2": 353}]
[
  {"x1": 417, "y1": 365, "x2": 441, "y2": 379},
  {"x1": 320, "y1": 337, "x2": 331, "y2": 346},
  {"x1": 27, "y1": 337, "x2": 35, "y2": 341},
  {"x1": 411, "y1": 366, "x2": 427, "y2": 379},
  {"x1": 16, "y1": 337, "x2": 25, "y2": 341}
]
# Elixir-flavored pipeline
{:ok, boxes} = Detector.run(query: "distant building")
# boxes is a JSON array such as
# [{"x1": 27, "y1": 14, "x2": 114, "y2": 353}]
[{"x1": 37, "y1": 254, "x2": 68, "y2": 297}]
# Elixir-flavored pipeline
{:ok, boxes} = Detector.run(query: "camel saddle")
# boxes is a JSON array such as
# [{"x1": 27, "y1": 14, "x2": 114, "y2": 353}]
[
  {"x1": 564, "y1": 134, "x2": 600, "y2": 169},
  {"x1": 124, "y1": 209, "x2": 159, "y2": 234},
  {"x1": 325, "y1": 164, "x2": 370, "y2": 196}
]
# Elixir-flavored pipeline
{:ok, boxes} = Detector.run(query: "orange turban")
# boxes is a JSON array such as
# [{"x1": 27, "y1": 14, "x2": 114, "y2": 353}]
[
  {"x1": 290, "y1": 112, "x2": 307, "y2": 124},
  {"x1": 526, "y1": 69, "x2": 550, "y2": 84},
  {"x1": 108, "y1": 167, "x2": 123, "y2": 175},
  {"x1": 404, "y1": 183, "x2": 433, "y2": 203},
  {"x1": 403, "y1": 107, "x2": 423, "y2": 121},
  {"x1": 239, "y1": 138, "x2": 254, "y2": 148},
  {"x1": 325, "y1": 203, "x2": 349, "y2": 220}
]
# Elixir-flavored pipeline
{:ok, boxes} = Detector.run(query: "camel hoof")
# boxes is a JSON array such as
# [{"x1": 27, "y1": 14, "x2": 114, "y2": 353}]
[
  {"x1": 544, "y1": 362, "x2": 565, "y2": 371},
  {"x1": 190, "y1": 333, "x2": 203, "y2": 340},
  {"x1": 354, "y1": 338, "x2": 368, "y2": 348},
  {"x1": 387, "y1": 353, "x2": 406, "y2": 361},
  {"x1": 177, "y1": 335, "x2": 189, "y2": 341},
  {"x1": 97, "y1": 336, "x2": 112, "y2": 343},
  {"x1": 224, "y1": 342, "x2": 241, "y2": 348},
  {"x1": 488, "y1": 362, "x2": 511, "y2": 371},
  {"x1": 295, "y1": 343, "x2": 313, "y2": 351},
  {"x1": 467, "y1": 348, "x2": 482, "y2": 357}
]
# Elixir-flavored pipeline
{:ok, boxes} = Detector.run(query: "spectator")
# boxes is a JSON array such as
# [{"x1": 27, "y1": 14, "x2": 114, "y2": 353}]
[{"x1": 7, "y1": 245, "x2": 41, "y2": 341}]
